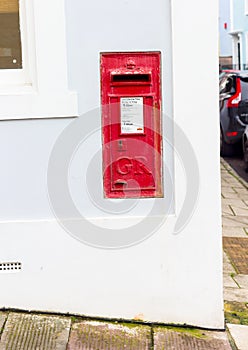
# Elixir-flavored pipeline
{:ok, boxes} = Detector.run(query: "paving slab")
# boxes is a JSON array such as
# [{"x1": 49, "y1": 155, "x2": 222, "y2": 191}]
[
  {"x1": 221, "y1": 175, "x2": 241, "y2": 183},
  {"x1": 223, "y1": 252, "x2": 236, "y2": 274},
  {"x1": 222, "y1": 198, "x2": 248, "y2": 208},
  {"x1": 233, "y1": 274, "x2": 248, "y2": 289},
  {"x1": 67, "y1": 320, "x2": 151, "y2": 350},
  {"x1": 225, "y1": 185, "x2": 244, "y2": 192},
  {"x1": 234, "y1": 187, "x2": 248, "y2": 194},
  {"x1": 223, "y1": 273, "x2": 239, "y2": 288},
  {"x1": 0, "y1": 312, "x2": 7, "y2": 333},
  {"x1": 224, "y1": 287, "x2": 248, "y2": 303},
  {"x1": 222, "y1": 226, "x2": 247, "y2": 238},
  {"x1": 153, "y1": 327, "x2": 232, "y2": 350},
  {"x1": 227, "y1": 324, "x2": 248, "y2": 350},
  {"x1": 223, "y1": 237, "x2": 248, "y2": 274},
  {"x1": 232, "y1": 184, "x2": 247, "y2": 189},
  {"x1": 224, "y1": 194, "x2": 248, "y2": 201},
  {"x1": 221, "y1": 159, "x2": 235, "y2": 170},
  {"x1": 221, "y1": 187, "x2": 238, "y2": 194},
  {"x1": 222, "y1": 216, "x2": 248, "y2": 226},
  {"x1": 221, "y1": 183, "x2": 239, "y2": 191},
  {"x1": 221, "y1": 180, "x2": 236, "y2": 184},
  {"x1": 222, "y1": 191, "x2": 241, "y2": 199},
  {"x1": 234, "y1": 194, "x2": 248, "y2": 201},
  {"x1": 230, "y1": 206, "x2": 248, "y2": 217},
  {"x1": 222, "y1": 206, "x2": 235, "y2": 216},
  {"x1": 0, "y1": 313, "x2": 71, "y2": 350}
]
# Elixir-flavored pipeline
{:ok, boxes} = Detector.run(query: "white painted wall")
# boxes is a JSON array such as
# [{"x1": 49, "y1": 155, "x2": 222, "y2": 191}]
[{"x1": 0, "y1": 0, "x2": 223, "y2": 328}]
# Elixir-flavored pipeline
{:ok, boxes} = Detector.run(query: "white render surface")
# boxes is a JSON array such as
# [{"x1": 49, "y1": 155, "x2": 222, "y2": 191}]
[
  {"x1": 0, "y1": 218, "x2": 223, "y2": 328},
  {"x1": 0, "y1": 0, "x2": 223, "y2": 328}
]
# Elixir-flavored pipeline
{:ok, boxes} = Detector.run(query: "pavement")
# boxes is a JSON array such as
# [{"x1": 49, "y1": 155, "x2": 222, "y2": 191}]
[
  {"x1": 221, "y1": 157, "x2": 248, "y2": 349},
  {"x1": 0, "y1": 157, "x2": 248, "y2": 349}
]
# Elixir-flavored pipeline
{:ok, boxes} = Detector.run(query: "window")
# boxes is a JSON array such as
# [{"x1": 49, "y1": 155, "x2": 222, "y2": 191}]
[
  {"x1": 0, "y1": 0, "x2": 22, "y2": 69},
  {"x1": 0, "y1": 0, "x2": 78, "y2": 120}
]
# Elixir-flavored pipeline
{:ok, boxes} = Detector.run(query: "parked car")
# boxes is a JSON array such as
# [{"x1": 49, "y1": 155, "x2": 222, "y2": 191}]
[
  {"x1": 219, "y1": 68, "x2": 240, "y2": 80},
  {"x1": 242, "y1": 126, "x2": 248, "y2": 171},
  {"x1": 220, "y1": 71, "x2": 248, "y2": 156}
]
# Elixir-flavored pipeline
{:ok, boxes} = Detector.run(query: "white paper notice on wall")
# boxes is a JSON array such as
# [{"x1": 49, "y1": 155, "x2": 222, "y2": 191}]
[{"x1": 120, "y1": 97, "x2": 144, "y2": 134}]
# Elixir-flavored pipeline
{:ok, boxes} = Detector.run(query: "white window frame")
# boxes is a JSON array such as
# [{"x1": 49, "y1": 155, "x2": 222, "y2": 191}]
[
  {"x1": 245, "y1": 0, "x2": 248, "y2": 15},
  {"x1": 0, "y1": 0, "x2": 78, "y2": 120}
]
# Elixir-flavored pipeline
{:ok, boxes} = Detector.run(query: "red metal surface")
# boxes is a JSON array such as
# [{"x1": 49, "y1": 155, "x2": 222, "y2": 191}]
[{"x1": 101, "y1": 52, "x2": 163, "y2": 198}]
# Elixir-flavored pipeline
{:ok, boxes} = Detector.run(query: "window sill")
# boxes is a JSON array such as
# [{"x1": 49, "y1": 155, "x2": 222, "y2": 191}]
[{"x1": 0, "y1": 86, "x2": 78, "y2": 120}]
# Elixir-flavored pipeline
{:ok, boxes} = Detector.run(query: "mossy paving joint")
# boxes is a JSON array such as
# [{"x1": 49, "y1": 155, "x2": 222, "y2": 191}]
[{"x1": 225, "y1": 301, "x2": 248, "y2": 325}]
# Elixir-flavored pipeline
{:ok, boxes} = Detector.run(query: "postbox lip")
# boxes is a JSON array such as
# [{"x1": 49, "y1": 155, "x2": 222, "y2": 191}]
[{"x1": 111, "y1": 69, "x2": 152, "y2": 76}]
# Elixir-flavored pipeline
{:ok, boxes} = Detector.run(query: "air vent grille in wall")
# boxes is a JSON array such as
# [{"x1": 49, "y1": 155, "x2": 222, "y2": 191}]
[{"x1": 0, "y1": 262, "x2": 22, "y2": 272}]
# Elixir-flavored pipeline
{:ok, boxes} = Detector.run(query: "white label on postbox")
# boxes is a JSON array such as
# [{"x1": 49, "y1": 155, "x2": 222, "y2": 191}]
[{"x1": 120, "y1": 97, "x2": 144, "y2": 134}]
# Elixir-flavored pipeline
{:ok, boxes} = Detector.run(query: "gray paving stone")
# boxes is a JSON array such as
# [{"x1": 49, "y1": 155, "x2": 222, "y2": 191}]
[
  {"x1": 0, "y1": 312, "x2": 7, "y2": 332},
  {"x1": 67, "y1": 321, "x2": 151, "y2": 350},
  {"x1": 153, "y1": 327, "x2": 232, "y2": 350},
  {"x1": 230, "y1": 206, "x2": 248, "y2": 217},
  {"x1": 221, "y1": 186, "x2": 239, "y2": 194},
  {"x1": 233, "y1": 193, "x2": 248, "y2": 201},
  {"x1": 235, "y1": 194, "x2": 248, "y2": 201},
  {"x1": 234, "y1": 187, "x2": 248, "y2": 193},
  {"x1": 223, "y1": 178, "x2": 237, "y2": 185},
  {"x1": 232, "y1": 184, "x2": 248, "y2": 189},
  {"x1": 233, "y1": 275, "x2": 248, "y2": 289},
  {"x1": 0, "y1": 313, "x2": 71, "y2": 350},
  {"x1": 223, "y1": 274, "x2": 239, "y2": 288},
  {"x1": 221, "y1": 191, "x2": 239, "y2": 199},
  {"x1": 222, "y1": 191, "x2": 243, "y2": 199},
  {"x1": 224, "y1": 287, "x2": 248, "y2": 303},
  {"x1": 222, "y1": 205, "x2": 235, "y2": 216},
  {"x1": 222, "y1": 216, "x2": 248, "y2": 226},
  {"x1": 220, "y1": 159, "x2": 234, "y2": 170},
  {"x1": 227, "y1": 324, "x2": 248, "y2": 350},
  {"x1": 221, "y1": 185, "x2": 237, "y2": 194},
  {"x1": 222, "y1": 198, "x2": 248, "y2": 208},
  {"x1": 222, "y1": 226, "x2": 247, "y2": 237},
  {"x1": 221, "y1": 174, "x2": 242, "y2": 181},
  {"x1": 223, "y1": 252, "x2": 236, "y2": 274}
]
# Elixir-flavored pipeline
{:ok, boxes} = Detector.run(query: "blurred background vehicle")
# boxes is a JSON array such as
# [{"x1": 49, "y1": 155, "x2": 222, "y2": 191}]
[
  {"x1": 219, "y1": 70, "x2": 248, "y2": 156},
  {"x1": 242, "y1": 126, "x2": 248, "y2": 171}
]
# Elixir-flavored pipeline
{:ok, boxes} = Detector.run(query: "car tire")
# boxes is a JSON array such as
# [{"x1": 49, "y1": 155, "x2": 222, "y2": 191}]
[
  {"x1": 243, "y1": 138, "x2": 248, "y2": 172},
  {"x1": 220, "y1": 128, "x2": 235, "y2": 157}
]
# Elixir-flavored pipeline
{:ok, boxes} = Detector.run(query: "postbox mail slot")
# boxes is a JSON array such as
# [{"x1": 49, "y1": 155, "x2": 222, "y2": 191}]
[{"x1": 111, "y1": 73, "x2": 151, "y2": 84}]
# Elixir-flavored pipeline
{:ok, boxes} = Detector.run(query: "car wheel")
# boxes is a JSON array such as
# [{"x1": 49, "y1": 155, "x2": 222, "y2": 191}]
[
  {"x1": 243, "y1": 138, "x2": 248, "y2": 172},
  {"x1": 220, "y1": 128, "x2": 235, "y2": 157}
]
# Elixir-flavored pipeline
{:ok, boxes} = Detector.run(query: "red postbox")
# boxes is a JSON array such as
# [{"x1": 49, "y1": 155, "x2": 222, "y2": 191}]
[{"x1": 100, "y1": 52, "x2": 163, "y2": 198}]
